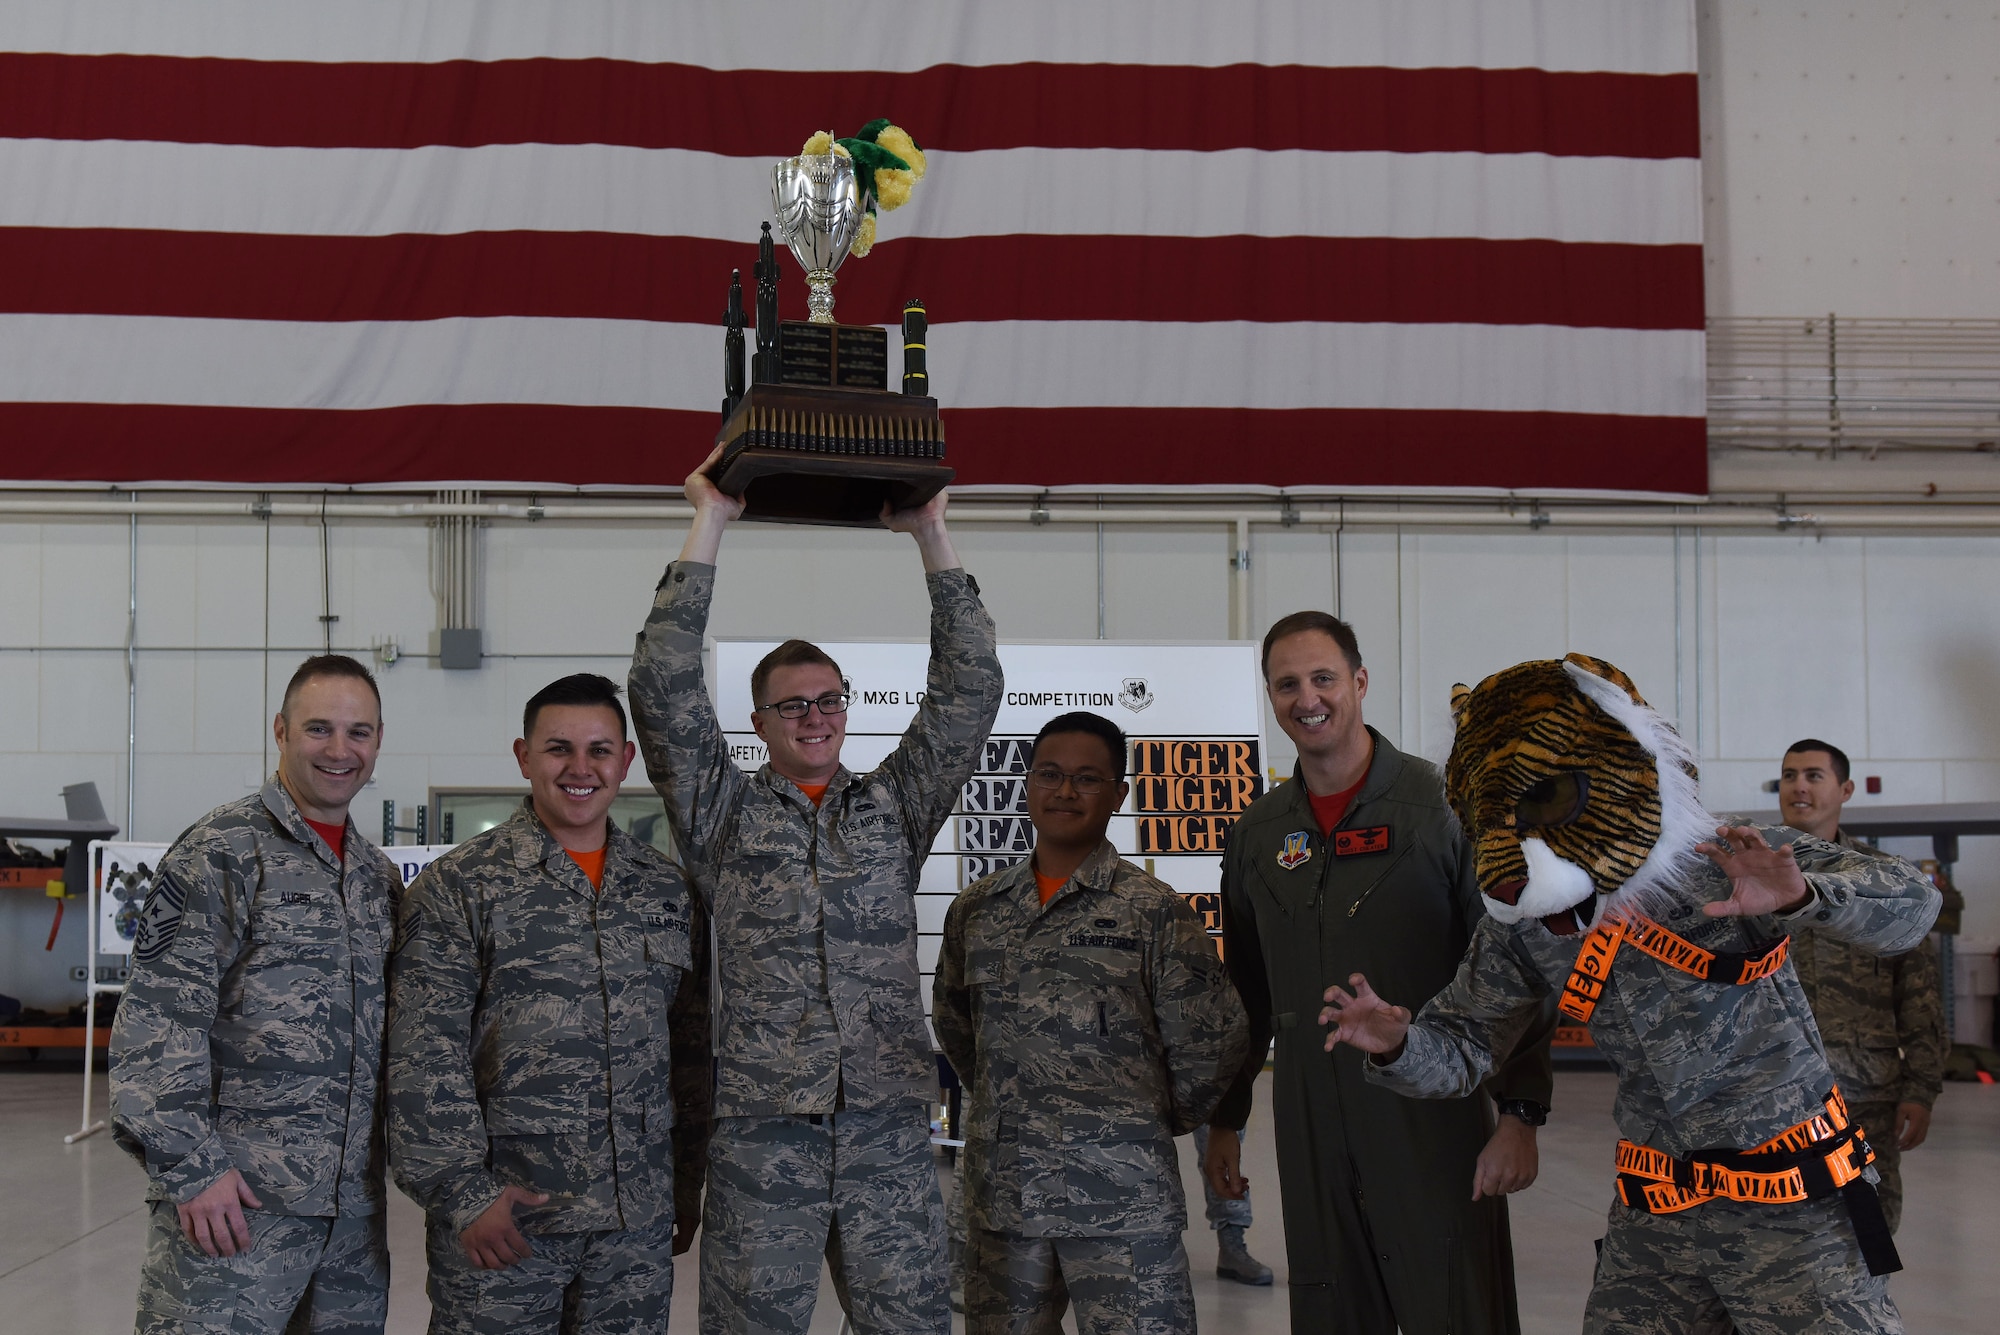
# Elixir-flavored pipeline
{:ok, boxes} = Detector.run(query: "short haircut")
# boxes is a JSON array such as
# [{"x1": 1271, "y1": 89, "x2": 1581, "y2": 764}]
[
  {"x1": 1261, "y1": 610, "x2": 1363, "y2": 677},
  {"x1": 523, "y1": 673, "x2": 628, "y2": 740},
  {"x1": 1031, "y1": 711, "x2": 1129, "y2": 783},
  {"x1": 751, "y1": 639, "x2": 845, "y2": 706},
  {"x1": 1783, "y1": 738, "x2": 1850, "y2": 784},
  {"x1": 281, "y1": 654, "x2": 381, "y2": 720}
]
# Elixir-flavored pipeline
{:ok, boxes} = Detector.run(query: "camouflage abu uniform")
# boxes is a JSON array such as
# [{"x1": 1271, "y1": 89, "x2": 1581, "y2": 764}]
[
  {"x1": 385, "y1": 802, "x2": 710, "y2": 1335},
  {"x1": 1787, "y1": 831, "x2": 1947, "y2": 1232},
  {"x1": 933, "y1": 840, "x2": 1250, "y2": 1334},
  {"x1": 628, "y1": 560, "x2": 1003, "y2": 1335},
  {"x1": 111, "y1": 781, "x2": 401, "y2": 1335},
  {"x1": 1368, "y1": 828, "x2": 1940, "y2": 1334}
]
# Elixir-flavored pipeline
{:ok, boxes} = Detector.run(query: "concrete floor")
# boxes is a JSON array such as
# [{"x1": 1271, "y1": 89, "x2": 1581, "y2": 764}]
[{"x1": 2, "y1": 1063, "x2": 1994, "y2": 1333}]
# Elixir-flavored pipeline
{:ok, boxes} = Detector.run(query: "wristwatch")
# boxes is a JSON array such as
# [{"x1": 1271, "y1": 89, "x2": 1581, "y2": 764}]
[{"x1": 1497, "y1": 1098, "x2": 1549, "y2": 1127}]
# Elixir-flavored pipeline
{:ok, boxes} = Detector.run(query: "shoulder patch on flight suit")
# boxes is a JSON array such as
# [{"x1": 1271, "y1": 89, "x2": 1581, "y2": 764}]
[
  {"x1": 1333, "y1": 825, "x2": 1392, "y2": 856},
  {"x1": 1275, "y1": 830, "x2": 1314, "y2": 870}
]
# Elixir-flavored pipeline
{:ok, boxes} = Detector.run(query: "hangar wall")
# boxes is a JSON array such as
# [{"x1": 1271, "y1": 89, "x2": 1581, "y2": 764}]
[{"x1": 4, "y1": 514, "x2": 1999, "y2": 1022}]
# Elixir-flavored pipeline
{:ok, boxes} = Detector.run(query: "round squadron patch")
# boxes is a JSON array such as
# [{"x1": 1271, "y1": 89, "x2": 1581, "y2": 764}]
[{"x1": 132, "y1": 869, "x2": 190, "y2": 964}]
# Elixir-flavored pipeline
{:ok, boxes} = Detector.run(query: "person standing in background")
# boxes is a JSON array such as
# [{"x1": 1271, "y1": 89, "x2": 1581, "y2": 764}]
[{"x1": 1777, "y1": 738, "x2": 1947, "y2": 1232}]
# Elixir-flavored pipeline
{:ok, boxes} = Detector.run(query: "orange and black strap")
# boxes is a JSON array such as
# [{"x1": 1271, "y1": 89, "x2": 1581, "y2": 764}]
[
  {"x1": 1558, "y1": 914, "x2": 1790, "y2": 1024},
  {"x1": 1612, "y1": 1089, "x2": 1902, "y2": 1277}
]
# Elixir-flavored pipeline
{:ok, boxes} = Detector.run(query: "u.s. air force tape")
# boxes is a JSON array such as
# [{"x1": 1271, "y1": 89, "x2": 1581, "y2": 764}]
[{"x1": 132, "y1": 869, "x2": 189, "y2": 964}]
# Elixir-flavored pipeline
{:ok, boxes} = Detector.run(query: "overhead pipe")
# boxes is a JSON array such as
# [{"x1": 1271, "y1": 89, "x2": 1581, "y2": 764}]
[{"x1": 6, "y1": 497, "x2": 2000, "y2": 531}]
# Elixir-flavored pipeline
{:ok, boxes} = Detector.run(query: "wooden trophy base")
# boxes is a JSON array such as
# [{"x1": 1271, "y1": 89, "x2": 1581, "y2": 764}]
[{"x1": 709, "y1": 383, "x2": 953, "y2": 528}]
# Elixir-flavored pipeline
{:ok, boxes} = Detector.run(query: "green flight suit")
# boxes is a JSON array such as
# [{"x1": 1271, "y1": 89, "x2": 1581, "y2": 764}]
[{"x1": 1211, "y1": 728, "x2": 1555, "y2": 1335}]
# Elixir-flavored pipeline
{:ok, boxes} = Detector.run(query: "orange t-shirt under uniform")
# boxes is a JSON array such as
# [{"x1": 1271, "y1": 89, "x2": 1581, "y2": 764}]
[
  {"x1": 798, "y1": 782, "x2": 829, "y2": 807},
  {"x1": 1035, "y1": 871, "x2": 1066, "y2": 904},
  {"x1": 564, "y1": 845, "x2": 606, "y2": 890}
]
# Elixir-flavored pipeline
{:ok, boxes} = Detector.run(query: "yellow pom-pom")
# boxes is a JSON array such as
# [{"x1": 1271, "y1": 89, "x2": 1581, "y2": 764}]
[
  {"x1": 850, "y1": 213, "x2": 877, "y2": 258},
  {"x1": 801, "y1": 130, "x2": 834, "y2": 156},
  {"x1": 875, "y1": 125, "x2": 927, "y2": 180},
  {"x1": 874, "y1": 169, "x2": 914, "y2": 211}
]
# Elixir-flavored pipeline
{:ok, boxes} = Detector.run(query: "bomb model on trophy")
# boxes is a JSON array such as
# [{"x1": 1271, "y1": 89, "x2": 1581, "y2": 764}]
[{"x1": 707, "y1": 121, "x2": 951, "y2": 526}]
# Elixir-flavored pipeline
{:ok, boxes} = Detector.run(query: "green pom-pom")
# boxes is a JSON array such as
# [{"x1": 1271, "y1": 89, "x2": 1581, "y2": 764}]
[
  {"x1": 855, "y1": 117, "x2": 893, "y2": 142},
  {"x1": 834, "y1": 137, "x2": 912, "y2": 206}
]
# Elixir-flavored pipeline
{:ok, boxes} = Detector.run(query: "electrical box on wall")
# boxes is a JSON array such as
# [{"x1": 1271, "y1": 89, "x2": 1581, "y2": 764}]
[{"x1": 439, "y1": 628, "x2": 482, "y2": 670}]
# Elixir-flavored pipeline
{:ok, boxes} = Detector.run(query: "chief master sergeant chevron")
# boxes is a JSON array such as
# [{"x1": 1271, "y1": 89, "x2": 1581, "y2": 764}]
[
  {"x1": 111, "y1": 654, "x2": 402, "y2": 1335},
  {"x1": 627, "y1": 443, "x2": 1004, "y2": 1335}
]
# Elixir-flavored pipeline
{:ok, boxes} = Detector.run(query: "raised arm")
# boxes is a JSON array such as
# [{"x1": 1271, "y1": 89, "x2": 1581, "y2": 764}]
[
  {"x1": 1706, "y1": 825, "x2": 1942, "y2": 954},
  {"x1": 876, "y1": 493, "x2": 1004, "y2": 846},
  {"x1": 384, "y1": 864, "x2": 504, "y2": 1234},
  {"x1": 1149, "y1": 885, "x2": 1251, "y2": 1135}
]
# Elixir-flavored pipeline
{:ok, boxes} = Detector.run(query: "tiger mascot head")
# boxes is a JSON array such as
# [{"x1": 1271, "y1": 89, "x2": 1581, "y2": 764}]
[{"x1": 1445, "y1": 653, "x2": 1713, "y2": 932}]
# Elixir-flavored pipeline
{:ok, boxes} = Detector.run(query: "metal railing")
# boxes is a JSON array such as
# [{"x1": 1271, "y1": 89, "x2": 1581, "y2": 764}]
[{"x1": 1707, "y1": 317, "x2": 2000, "y2": 455}]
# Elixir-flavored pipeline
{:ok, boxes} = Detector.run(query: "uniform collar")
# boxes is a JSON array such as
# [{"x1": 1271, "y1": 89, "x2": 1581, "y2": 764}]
[
  {"x1": 260, "y1": 778, "x2": 344, "y2": 869},
  {"x1": 1282, "y1": 726, "x2": 1404, "y2": 828},
  {"x1": 996, "y1": 838, "x2": 1121, "y2": 909},
  {"x1": 507, "y1": 798, "x2": 638, "y2": 896},
  {"x1": 758, "y1": 764, "x2": 854, "y2": 809}
]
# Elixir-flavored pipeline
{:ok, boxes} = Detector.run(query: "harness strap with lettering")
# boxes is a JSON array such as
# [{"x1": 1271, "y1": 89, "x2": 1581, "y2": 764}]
[
  {"x1": 1556, "y1": 914, "x2": 1790, "y2": 1024},
  {"x1": 1612, "y1": 1087, "x2": 1901, "y2": 1276}
]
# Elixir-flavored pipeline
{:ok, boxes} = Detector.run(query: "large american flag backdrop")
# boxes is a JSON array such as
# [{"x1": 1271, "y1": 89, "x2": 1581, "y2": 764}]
[{"x1": 0, "y1": 2, "x2": 1704, "y2": 495}]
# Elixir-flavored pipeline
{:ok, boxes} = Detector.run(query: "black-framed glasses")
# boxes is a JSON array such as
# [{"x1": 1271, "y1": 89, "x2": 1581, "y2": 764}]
[
  {"x1": 756, "y1": 692, "x2": 851, "y2": 720},
  {"x1": 1028, "y1": 765, "x2": 1112, "y2": 796}
]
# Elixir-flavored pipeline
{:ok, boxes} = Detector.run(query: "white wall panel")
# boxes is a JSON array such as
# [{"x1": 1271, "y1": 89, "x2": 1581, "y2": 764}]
[
  {"x1": 1102, "y1": 527, "x2": 1231, "y2": 642},
  {"x1": 35, "y1": 521, "x2": 129, "y2": 647},
  {"x1": 1409, "y1": 534, "x2": 1572, "y2": 759},
  {"x1": 1863, "y1": 538, "x2": 2000, "y2": 762},
  {"x1": 1709, "y1": 535, "x2": 1868, "y2": 766},
  {"x1": 1563, "y1": 534, "x2": 1682, "y2": 716},
  {"x1": 191, "y1": 653, "x2": 272, "y2": 758},
  {"x1": 0, "y1": 656, "x2": 38, "y2": 753},
  {"x1": 38, "y1": 652, "x2": 131, "y2": 755},
  {"x1": 951, "y1": 522, "x2": 1101, "y2": 642}
]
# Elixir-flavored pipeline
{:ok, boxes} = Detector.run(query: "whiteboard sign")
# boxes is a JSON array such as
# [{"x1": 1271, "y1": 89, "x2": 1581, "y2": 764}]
[{"x1": 712, "y1": 639, "x2": 1268, "y2": 1008}]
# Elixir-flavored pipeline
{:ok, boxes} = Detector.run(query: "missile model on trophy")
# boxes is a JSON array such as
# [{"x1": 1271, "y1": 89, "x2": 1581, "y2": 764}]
[{"x1": 706, "y1": 122, "x2": 952, "y2": 526}]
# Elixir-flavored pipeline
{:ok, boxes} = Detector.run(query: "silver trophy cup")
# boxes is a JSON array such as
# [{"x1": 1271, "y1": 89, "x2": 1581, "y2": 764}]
[{"x1": 771, "y1": 153, "x2": 867, "y2": 324}]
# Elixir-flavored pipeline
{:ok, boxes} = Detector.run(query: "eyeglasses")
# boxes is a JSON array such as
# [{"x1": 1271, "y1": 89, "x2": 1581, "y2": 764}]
[
  {"x1": 756, "y1": 691, "x2": 851, "y2": 720},
  {"x1": 1028, "y1": 766, "x2": 1113, "y2": 796}
]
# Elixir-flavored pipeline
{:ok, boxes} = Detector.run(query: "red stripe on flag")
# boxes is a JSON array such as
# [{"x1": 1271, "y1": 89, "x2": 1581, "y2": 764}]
[
  {"x1": 0, "y1": 54, "x2": 1699, "y2": 158},
  {"x1": 0, "y1": 229, "x2": 1705, "y2": 330},
  {"x1": 0, "y1": 404, "x2": 1706, "y2": 495}
]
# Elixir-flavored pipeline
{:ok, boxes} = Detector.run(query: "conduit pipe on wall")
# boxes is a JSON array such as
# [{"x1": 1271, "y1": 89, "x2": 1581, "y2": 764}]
[{"x1": 8, "y1": 497, "x2": 2000, "y2": 531}]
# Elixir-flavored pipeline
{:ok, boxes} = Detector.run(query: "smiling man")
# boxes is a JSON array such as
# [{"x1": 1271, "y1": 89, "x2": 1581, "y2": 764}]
[
  {"x1": 934, "y1": 711, "x2": 1248, "y2": 1334},
  {"x1": 112, "y1": 654, "x2": 403, "y2": 1335},
  {"x1": 1777, "y1": 739, "x2": 1946, "y2": 1233},
  {"x1": 385, "y1": 674, "x2": 710, "y2": 1334},
  {"x1": 627, "y1": 448, "x2": 1003, "y2": 1335},
  {"x1": 1202, "y1": 612, "x2": 1555, "y2": 1335}
]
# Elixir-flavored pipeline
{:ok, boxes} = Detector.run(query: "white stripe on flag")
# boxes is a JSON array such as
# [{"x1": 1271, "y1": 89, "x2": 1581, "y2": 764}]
[
  {"x1": 5, "y1": 1, "x2": 1698, "y2": 74},
  {"x1": 0, "y1": 314, "x2": 1704, "y2": 418},
  {"x1": 0, "y1": 140, "x2": 1703, "y2": 247}
]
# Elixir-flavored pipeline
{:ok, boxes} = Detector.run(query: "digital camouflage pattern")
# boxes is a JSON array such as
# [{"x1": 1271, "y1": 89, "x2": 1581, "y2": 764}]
[
  {"x1": 1371, "y1": 827, "x2": 1940, "y2": 1157},
  {"x1": 962, "y1": 1229, "x2": 1194, "y2": 1335},
  {"x1": 1371, "y1": 827, "x2": 1937, "y2": 1331},
  {"x1": 384, "y1": 802, "x2": 710, "y2": 1238},
  {"x1": 136, "y1": 1205, "x2": 388, "y2": 1335},
  {"x1": 112, "y1": 780, "x2": 400, "y2": 1217},
  {"x1": 699, "y1": 1107, "x2": 950, "y2": 1335},
  {"x1": 933, "y1": 840, "x2": 1249, "y2": 1238},
  {"x1": 1191, "y1": 1126, "x2": 1253, "y2": 1230},
  {"x1": 1784, "y1": 831, "x2": 1946, "y2": 1232},
  {"x1": 1585, "y1": 1195, "x2": 1900, "y2": 1335},
  {"x1": 627, "y1": 560, "x2": 1003, "y2": 1117},
  {"x1": 422, "y1": 1213, "x2": 677, "y2": 1335}
]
